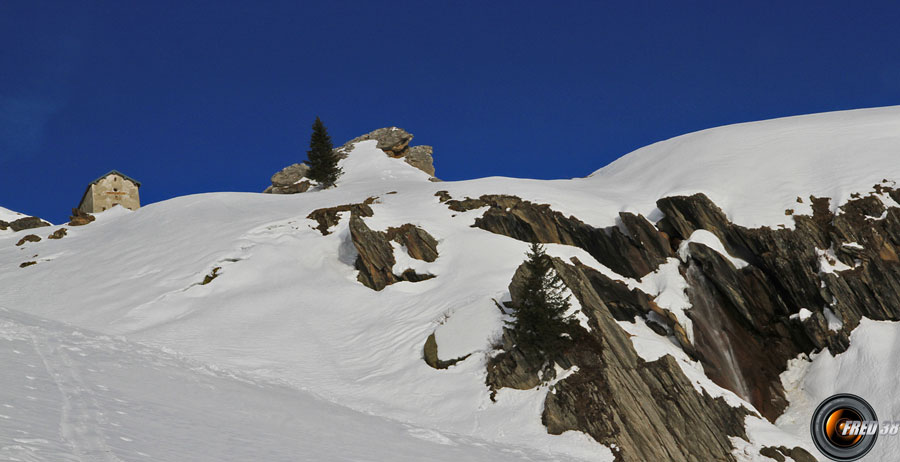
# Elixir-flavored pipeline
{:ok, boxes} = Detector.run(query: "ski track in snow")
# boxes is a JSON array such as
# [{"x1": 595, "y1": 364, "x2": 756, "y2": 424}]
[
  {"x1": 0, "y1": 307, "x2": 590, "y2": 462},
  {"x1": 26, "y1": 327, "x2": 124, "y2": 462}
]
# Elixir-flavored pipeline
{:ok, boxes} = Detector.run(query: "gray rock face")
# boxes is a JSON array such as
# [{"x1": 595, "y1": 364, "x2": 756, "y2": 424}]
[
  {"x1": 338, "y1": 127, "x2": 436, "y2": 178},
  {"x1": 271, "y1": 163, "x2": 309, "y2": 187},
  {"x1": 404, "y1": 145, "x2": 435, "y2": 177},
  {"x1": 340, "y1": 127, "x2": 414, "y2": 158}
]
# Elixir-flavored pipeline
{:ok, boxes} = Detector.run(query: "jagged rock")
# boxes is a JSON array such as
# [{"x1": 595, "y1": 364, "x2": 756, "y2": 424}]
[
  {"x1": 307, "y1": 198, "x2": 376, "y2": 235},
  {"x1": 340, "y1": 127, "x2": 413, "y2": 158},
  {"x1": 759, "y1": 446, "x2": 817, "y2": 462},
  {"x1": 19, "y1": 261, "x2": 36, "y2": 268},
  {"x1": 8, "y1": 216, "x2": 50, "y2": 232},
  {"x1": 434, "y1": 190, "x2": 452, "y2": 203},
  {"x1": 475, "y1": 187, "x2": 900, "y2": 429},
  {"x1": 68, "y1": 208, "x2": 95, "y2": 226},
  {"x1": 15, "y1": 234, "x2": 41, "y2": 246},
  {"x1": 488, "y1": 257, "x2": 752, "y2": 462},
  {"x1": 451, "y1": 194, "x2": 673, "y2": 279},
  {"x1": 338, "y1": 127, "x2": 437, "y2": 177},
  {"x1": 47, "y1": 228, "x2": 67, "y2": 239},
  {"x1": 347, "y1": 212, "x2": 436, "y2": 290},
  {"x1": 405, "y1": 145, "x2": 435, "y2": 176},
  {"x1": 350, "y1": 214, "x2": 399, "y2": 291},
  {"x1": 423, "y1": 332, "x2": 470, "y2": 369},
  {"x1": 271, "y1": 163, "x2": 309, "y2": 186},
  {"x1": 0, "y1": 220, "x2": 7, "y2": 230},
  {"x1": 385, "y1": 224, "x2": 439, "y2": 262}
]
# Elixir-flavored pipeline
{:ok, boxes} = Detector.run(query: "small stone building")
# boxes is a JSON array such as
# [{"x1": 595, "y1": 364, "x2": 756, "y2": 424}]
[{"x1": 78, "y1": 170, "x2": 141, "y2": 213}]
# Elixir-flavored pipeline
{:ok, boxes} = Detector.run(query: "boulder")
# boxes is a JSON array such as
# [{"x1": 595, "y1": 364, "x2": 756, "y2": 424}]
[
  {"x1": 68, "y1": 208, "x2": 95, "y2": 227},
  {"x1": 271, "y1": 163, "x2": 309, "y2": 187},
  {"x1": 9, "y1": 216, "x2": 50, "y2": 232},
  {"x1": 47, "y1": 228, "x2": 67, "y2": 239},
  {"x1": 15, "y1": 234, "x2": 41, "y2": 246},
  {"x1": 338, "y1": 127, "x2": 437, "y2": 177},
  {"x1": 340, "y1": 127, "x2": 414, "y2": 158}
]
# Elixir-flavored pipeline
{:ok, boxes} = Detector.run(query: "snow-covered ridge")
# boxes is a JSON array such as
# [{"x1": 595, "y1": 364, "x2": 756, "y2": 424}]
[
  {"x1": 0, "y1": 206, "x2": 26, "y2": 222},
  {"x1": 586, "y1": 106, "x2": 900, "y2": 228}
]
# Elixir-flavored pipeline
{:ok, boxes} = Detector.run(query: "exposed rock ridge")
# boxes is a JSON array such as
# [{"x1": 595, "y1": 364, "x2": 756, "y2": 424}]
[
  {"x1": 487, "y1": 257, "x2": 756, "y2": 462},
  {"x1": 457, "y1": 185, "x2": 900, "y2": 457},
  {"x1": 441, "y1": 194, "x2": 673, "y2": 279},
  {"x1": 0, "y1": 216, "x2": 51, "y2": 232},
  {"x1": 343, "y1": 209, "x2": 439, "y2": 291}
]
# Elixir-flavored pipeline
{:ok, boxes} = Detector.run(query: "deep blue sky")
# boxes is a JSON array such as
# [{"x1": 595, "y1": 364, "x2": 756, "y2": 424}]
[{"x1": 2, "y1": 1, "x2": 899, "y2": 223}]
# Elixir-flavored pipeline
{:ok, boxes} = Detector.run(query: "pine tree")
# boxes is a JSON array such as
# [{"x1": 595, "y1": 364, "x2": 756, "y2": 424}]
[
  {"x1": 506, "y1": 242, "x2": 574, "y2": 356},
  {"x1": 305, "y1": 116, "x2": 342, "y2": 187}
]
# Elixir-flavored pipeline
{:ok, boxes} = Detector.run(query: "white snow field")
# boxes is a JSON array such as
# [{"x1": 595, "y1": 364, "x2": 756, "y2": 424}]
[{"x1": 3, "y1": 106, "x2": 900, "y2": 460}]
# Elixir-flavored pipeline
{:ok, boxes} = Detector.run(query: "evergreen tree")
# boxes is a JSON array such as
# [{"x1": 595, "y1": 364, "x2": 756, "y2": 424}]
[
  {"x1": 506, "y1": 242, "x2": 574, "y2": 356},
  {"x1": 305, "y1": 116, "x2": 342, "y2": 187}
]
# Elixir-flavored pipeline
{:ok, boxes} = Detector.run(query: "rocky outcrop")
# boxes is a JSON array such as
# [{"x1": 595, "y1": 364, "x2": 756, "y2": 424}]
[
  {"x1": 423, "y1": 332, "x2": 470, "y2": 369},
  {"x1": 385, "y1": 224, "x2": 439, "y2": 262},
  {"x1": 476, "y1": 186, "x2": 900, "y2": 434},
  {"x1": 47, "y1": 228, "x2": 67, "y2": 239},
  {"x1": 760, "y1": 446, "x2": 817, "y2": 462},
  {"x1": 19, "y1": 261, "x2": 36, "y2": 268},
  {"x1": 68, "y1": 208, "x2": 95, "y2": 226},
  {"x1": 348, "y1": 213, "x2": 438, "y2": 291},
  {"x1": 307, "y1": 198, "x2": 376, "y2": 235},
  {"x1": 404, "y1": 146, "x2": 435, "y2": 177},
  {"x1": 15, "y1": 234, "x2": 41, "y2": 246},
  {"x1": 338, "y1": 127, "x2": 436, "y2": 178},
  {"x1": 3, "y1": 216, "x2": 50, "y2": 232},
  {"x1": 263, "y1": 163, "x2": 311, "y2": 194},
  {"x1": 488, "y1": 257, "x2": 753, "y2": 462},
  {"x1": 442, "y1": 194, "x2": 673, "y2": 279}
]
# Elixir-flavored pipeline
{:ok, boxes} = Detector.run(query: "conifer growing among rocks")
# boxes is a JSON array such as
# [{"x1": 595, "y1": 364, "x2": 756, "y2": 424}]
[
  {"x1": 506, "y1": 242, "x2": 574, "y2": 357},
  {"x1": 305, "y1": 116, "x2": 342, "y2": 187}
]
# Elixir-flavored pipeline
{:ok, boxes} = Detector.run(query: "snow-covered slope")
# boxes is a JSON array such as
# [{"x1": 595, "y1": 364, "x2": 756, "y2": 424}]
[
  {"x1": 588, "y1": 106, "x2": 900, "y2": 227},
  {"x1": 0, "y1": 206, "x2": 26, "y2": 222},
  {"x1": 4, "y1": 107, "x2": 900, "y2": 461}
]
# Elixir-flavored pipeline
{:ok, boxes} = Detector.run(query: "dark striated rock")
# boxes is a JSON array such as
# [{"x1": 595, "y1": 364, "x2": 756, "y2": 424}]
[
  {"x1": 307, "y1": 198, "x2": 376, "y2": 235},
  {"x1": 759, "y1": 446, "x2": 818, "y2": 462},
  {"x1": 488, "y1": 257, "x2": 752, "y2": 462},
  {"x1": 348, "y1": 213, "x2": 436, "y2": 291},
  {"x1": 47, "y1": 228, "x2": 67, "y2": 239},
  {"x1": 15, "y1": 234, "x2": 41, "y2": 246},
  {"x1": 19, "y1": 261, "x2": 37, "y2": 268},
  {"x1": 477, "y1": 185, "x2": 900, "y2": 454},
  {"x1": 68, "y1": 208, "x2": 95, "y2": 226},
  {"x1": 9, "y1": 216, "x2": 50, "y2": 232},
  {"x1": 385, "y1": 224, "x2": 439, "y2": 262},
  {"x1": 350, "y1": 214, "x2": 399, "y2": 291},
  {"x1": 454, "y1": 194, "x2": 673, "y2": 279}
]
